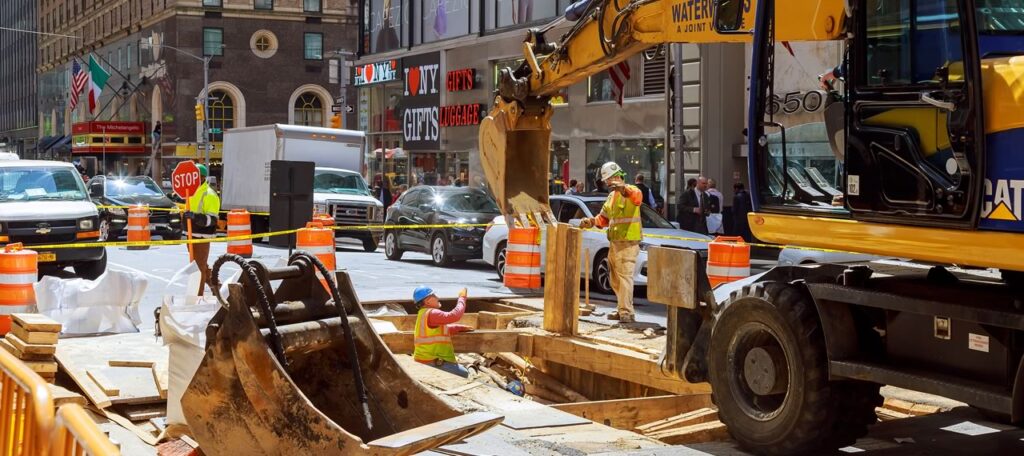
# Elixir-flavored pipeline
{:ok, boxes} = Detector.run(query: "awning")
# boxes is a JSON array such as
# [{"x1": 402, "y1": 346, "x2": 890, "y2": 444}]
[
  {"x1": 37, "y1": 135, "x2": 63, "y2": 152},
  {"x1": 47, "y1": 136, "x2": 71, "y2": 153}
]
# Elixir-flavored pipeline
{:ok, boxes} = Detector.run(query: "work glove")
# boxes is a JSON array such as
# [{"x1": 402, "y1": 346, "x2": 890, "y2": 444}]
[{"x1": 459, "y1": 288, "x2": 468, "y2": 298}]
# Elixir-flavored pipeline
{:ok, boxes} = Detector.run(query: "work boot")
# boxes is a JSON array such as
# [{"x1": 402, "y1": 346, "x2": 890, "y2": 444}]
[{"x1": 607, "y1": 311, "x2": 636, "y2": 323}]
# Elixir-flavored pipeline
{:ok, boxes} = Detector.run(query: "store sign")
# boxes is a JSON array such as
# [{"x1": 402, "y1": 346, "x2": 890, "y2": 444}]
[
  {"x1": 401, "y1": 52, "x2": 441, "y2": 150},
  {"x1": 446, "y1": 68, "x2": 477, "y2": 92},
  {"x1": 354, "y1": 59, "x2": 402, "y2": 86},
  {"x1": 439, "y1": 104, "x2": 483, "y2": 127}
]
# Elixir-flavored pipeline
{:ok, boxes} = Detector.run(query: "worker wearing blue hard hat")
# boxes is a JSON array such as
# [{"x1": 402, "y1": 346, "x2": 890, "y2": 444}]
[{"x1": 412, "y1": 286, "x2": 473, "y2": 378}]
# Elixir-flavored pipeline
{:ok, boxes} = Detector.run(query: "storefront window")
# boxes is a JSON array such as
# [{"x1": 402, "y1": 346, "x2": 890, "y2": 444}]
[
  {"x1": 484, "y1": 0, "x2": 573, "y2": 30},
  {"x1": 364, "y1": 0, "x2": 407, "y2": 54},
  {"x1": 417, "y1": 0, "x2": 477, "y2": 44},
  {"x1": 368, "y1": 134, "x2": 407, "y2": 188},
  {"x1": 550, "y1": 140, "x2": 570, "y2": 194},
  {"x1": 585, "y1": 139, "x2": 665, "y2": 201},
  {"x1": 493, "y1": 58, "x2": 568, "y2": 105},
  {"x1": 410, "y1": 152, "x2": 468, "y2": 187},
  {"x1": 368, "y1": 83, "x2": 403, "y2": 133}
]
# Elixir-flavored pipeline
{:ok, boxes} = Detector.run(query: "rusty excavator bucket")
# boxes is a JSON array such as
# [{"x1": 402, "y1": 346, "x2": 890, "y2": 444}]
[
  {"x1": 479, "y1": 67, "x2": 556, "y2": 225},
  {"x1": 181, "y1": 253, "x2": 502, "y2": 455}
]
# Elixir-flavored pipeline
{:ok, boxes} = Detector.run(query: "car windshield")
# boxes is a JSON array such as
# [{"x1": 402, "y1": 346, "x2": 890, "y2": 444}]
[
  {"x1": 585, "y1": 200, "x2": 676, "y2": 229},
  {"x1": 0, "y1": 167, "x2": 87, "y2": 202},
  {"x1": 106, "y1": 177, "x2": 164, "y2": 197},
  {"x1": 314, "y1": 171, "x2": 370, "y2": 196},
  {"x1": 438, "y1": 191, "x2": 500, "y2": 213}
]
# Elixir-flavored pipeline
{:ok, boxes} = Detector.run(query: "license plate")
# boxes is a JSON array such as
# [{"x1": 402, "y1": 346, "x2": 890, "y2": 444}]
[{"x1": 38, "y1": 252, "x2": 56, "y2": 263}]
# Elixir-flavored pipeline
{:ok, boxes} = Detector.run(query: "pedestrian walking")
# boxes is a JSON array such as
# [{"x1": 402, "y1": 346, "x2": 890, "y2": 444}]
[
  {"x1": 393, "y1": 184, "x2": 408, "y2": 205},
  {"x1": 706, "y1": 178, "x2": 725, "y2": 235},
  {"x1": 373, "y1": 175, "x2": 393, "y2": 214},
  {"x1": 677, "y1": 176, "x2": 711, "y2": 234},
  {"x1": 412, "y1": 286, "x2": 474, "y2": 378},
  {"x1": 182, "y1": 164, "x2": 220, "y2": 296},
  {"x1": 732, "y1": 182, "x2": 753, "y2": 241},
  {"x1": 579, "y1": 162, "x2": 642, "y2": 324},
  {"x1": 565, "y1": 179, "x2": 579, "y2": 195}
]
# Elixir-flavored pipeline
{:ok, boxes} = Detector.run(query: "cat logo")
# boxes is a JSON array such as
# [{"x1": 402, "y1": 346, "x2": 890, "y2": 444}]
[{"x1": 982, "y1": 178, "x2": 1024, "y2": 222}]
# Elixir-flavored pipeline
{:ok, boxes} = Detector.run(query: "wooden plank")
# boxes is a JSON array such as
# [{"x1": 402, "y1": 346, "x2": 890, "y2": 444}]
[
  {"x1": 543, "y1": 223, "x2": 581, "y2": 336},
  {"x1": 636, "y1": 407, "x2": 718, "y2": 434},
  {"x1": 371, "y1": 314, "x2": 480, "y2": 332},
  {"x1": 12, "y1": 313, "x2": 61, "y2": 333},
  {"x1": 499, "y1": 408, "x2": 591, "y2": 430},
  {"x1": 380, "y1": 330, "x2": 522, "y2": 355},
  {"x1": 55, "y1": 332, "x2": 168, "y2": 407},
  {"x1": 366, "y1": 412, "x2": 503, "y2": 453},
  {"x1": 645, "y1": 247, "x2": 698, "y2": 308},
  {"x1": 552, "y1": 394, "x2": 713, "y2": 431},
  {"x1": 87, "y1": 369, "x2": 121, "y2": 396},
  {"x1": 119, "y1": 403, "x2": 167, "y2": 422},
  {"x1": 109, "y1": 360, "x2": 155, "y2": 368},
  {"x1": 5, "y1": 333, "x2": 57, "y2": 356},
  {"x1": 61, "y1": 367, "x2": 112, "y2": 409},
  {"x1": 530, "y1": 335, "x2": 711, "y2": 395},
  {"x1": 152, "y1": 365, "x2": 169, "y2": 400},
  {"x1": 24, "y1": 360, "x2": 57, "y2": 373},
  {"x1": 646, "y1": 420, "x2": 729, "y2": 445},
  {"x1": 48, "y1": 384, "x2": 87, "y2": 407},
  {"x1": 10, "y1": 324, "x2": 58, "y2": 345}
]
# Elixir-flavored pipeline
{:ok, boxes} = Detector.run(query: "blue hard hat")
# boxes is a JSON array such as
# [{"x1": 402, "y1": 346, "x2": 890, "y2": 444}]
[
  {"x1": 506, "y1": 379, "x2": 525, "y2": 397},
  {"x1": 413, "y1": 286, "x2": 435, "y2": 304}
]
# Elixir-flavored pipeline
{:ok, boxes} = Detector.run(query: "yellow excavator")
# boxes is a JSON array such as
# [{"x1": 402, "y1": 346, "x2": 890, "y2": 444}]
[{"x1": 480, "y1": 0, "x2": 1024, "y2": 453}]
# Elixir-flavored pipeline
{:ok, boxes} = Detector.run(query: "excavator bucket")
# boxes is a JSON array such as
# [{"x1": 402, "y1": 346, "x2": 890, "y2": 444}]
[
  {"x1": 181, "y1": 254, "x2": 502, "y2": 455},
  {"x1": 479, "y1": 95, "x2": 555, "y2": 224}
]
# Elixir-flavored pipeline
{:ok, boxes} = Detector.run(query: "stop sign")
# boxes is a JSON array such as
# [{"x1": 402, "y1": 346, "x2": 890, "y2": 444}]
[{"x1": 172, "y1": 161, "x2": 202, "y2": 199}]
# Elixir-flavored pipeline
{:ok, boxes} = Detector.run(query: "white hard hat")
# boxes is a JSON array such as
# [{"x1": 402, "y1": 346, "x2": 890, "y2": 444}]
[{"x1": 599, "y1": 162, "x2": 624, "y2": 181}]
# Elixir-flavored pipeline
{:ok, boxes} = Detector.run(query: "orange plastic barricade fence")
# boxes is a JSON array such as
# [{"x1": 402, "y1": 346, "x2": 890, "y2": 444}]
[
  {"x1": 0, "y1": 243, "x2": 36, "y2": 335},
  {"x1": 707, "y1": 236, "x2": 751, "y2": 288},
  {"x1": 297, "y1": 222, "x2": 337, "y2": 289},
  {"x1": 504, "y1": 227, "x2": 541, "y2": 289},
  {"x1": 226, "y1": 209, "x2": 253, "y2": 258},
  {"x1": 126, "y1": 206, "x2": 150, "y2": 250},
  {"x1": 0, "y1": 348, "x2": 54, "y2": 455},
  {"x1": 51, "y1": 404, "x2": 120, "y2": 456}
]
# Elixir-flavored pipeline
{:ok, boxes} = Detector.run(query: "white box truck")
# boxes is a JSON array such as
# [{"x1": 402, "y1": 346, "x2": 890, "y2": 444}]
[{"x1": 221, "y1": 124, "x2": 384, "y2": 252}]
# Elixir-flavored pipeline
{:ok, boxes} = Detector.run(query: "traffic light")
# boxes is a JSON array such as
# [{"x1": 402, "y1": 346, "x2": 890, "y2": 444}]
[
  {"x1": 330, "y1": 114, "x2": 342, "y2": 129},
  {"x1": 195, "y1": 103, "x2": 205, "y2": 121}
]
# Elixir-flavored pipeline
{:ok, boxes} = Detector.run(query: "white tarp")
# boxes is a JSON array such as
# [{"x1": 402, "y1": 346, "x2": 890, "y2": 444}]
[{"x1": 33, "y1": 270, "x2": 146, "y2": 335}]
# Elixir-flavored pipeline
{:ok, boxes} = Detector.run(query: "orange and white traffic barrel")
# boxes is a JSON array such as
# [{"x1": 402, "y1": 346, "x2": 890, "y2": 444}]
[
  {"x1": 297, "y1": 222, "x2": 336, "y2": 289},
  {"x1": 127, "y1": 205, "x2": 151, "y2": 250},
  {"x1": 707, "y1": 236, "x2": 751, "y2": 288},
  {"x1": 0, "y1": 243, "x2": 36, "y2": 334},
  {"x1": 226, "y1": 209, "x2": 253, "y2": 258},
  {"x1": 313, "y1": 212, "x2": 335, "y2": 227},
  {"x1": 504, "y1": 227, "x2": 542, "y2": 289}
]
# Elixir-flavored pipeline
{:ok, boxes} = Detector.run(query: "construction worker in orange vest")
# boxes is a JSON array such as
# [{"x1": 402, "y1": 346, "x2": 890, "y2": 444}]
[
  {"x1": 413, "y1": 286, "x2": 474, "y2": 377},
  {"x1": 579, "y1": 162, "x2": 643, "y2": 324}
]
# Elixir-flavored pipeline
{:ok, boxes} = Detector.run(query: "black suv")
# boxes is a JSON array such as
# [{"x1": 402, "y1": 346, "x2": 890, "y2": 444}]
[
  {"x1": 87, "y1": 175, "x2": 183, "y2": 241},
  {"x1": 383, "y1": 186, "x2": 500, "y2": 266}
]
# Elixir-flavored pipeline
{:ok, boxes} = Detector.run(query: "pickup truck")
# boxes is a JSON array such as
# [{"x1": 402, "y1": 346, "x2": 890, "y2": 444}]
[{"x1": 0, "y1": 160, "x2": 106, "y2": 279}]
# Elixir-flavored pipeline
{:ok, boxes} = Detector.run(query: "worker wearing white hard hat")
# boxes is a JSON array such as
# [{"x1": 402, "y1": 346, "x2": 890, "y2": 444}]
[{"x1": 579, "y1": 162, "x2": 643, "y2": 323}]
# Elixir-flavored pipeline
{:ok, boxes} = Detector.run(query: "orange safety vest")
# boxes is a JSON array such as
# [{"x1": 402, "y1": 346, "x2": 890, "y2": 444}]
[{"x1": 413, "y1": 307, "x2": 457, "y2": 363}]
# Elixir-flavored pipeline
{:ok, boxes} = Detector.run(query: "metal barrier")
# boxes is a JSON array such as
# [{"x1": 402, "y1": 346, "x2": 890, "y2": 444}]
[
  {"x1": 0, "y1": 348, "x2": 54, "y2": 455},
  {"x1": 51, "y1": 404, "x2": 119, "y2": 456}
]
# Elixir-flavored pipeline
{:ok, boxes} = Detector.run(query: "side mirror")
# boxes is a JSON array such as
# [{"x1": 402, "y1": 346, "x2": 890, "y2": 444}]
[
  {"x1": 713, "y1": 0, "x2": 747, "y2": 33},
  {"x1": 89, "y1": 186, "x2": 102, "y2": 198}
]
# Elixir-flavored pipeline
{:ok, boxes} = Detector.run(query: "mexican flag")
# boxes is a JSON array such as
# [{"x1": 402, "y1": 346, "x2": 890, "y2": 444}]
[{"x1": 87, "y1": 55, "x2": 110, "y2": 113}]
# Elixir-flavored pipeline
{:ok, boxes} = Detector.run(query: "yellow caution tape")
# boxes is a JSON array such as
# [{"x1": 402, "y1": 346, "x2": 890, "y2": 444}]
[{"x1": 96, "y1": 205, "x2": 272, "y2": 216}]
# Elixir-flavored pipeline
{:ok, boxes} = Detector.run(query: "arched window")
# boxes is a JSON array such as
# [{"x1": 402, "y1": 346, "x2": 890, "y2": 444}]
[
  {"x1": 208, "y1": 90, "x2": 235, "y2": 142},
  {"x1": 293, "y1": 92, "x2": 324, "y2": 127}
]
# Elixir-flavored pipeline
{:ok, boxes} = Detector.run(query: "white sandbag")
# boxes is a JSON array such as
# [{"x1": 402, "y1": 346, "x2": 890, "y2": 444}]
[
  {"x1": 160, "y1": 262, "x2": 229, "y2": 427},
  {"x1": 33, "y1": 270, "x2": 146, "y2": 335}
]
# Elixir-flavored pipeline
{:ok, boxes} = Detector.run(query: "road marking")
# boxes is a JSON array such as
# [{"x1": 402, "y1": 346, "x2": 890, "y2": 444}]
[{"x1": 109, "y1": 263, "x2": 172, "y2": 284}]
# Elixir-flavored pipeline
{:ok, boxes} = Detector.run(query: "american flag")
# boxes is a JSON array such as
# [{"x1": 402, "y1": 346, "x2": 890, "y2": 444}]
[
  {"x1": 609, "y1": 60, "x2": 632, "y2": 107},
  {"x1": 69, "y1": 59, "x2": 88, "y2": 111}
]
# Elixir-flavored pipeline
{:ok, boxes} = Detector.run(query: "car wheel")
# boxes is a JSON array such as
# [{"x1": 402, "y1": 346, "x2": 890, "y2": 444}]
[
  {"x1": 384, "y1": 231, "x2": 404, "y2": 260},
  {"x1": 362, "y1": 236, "x2": 379, "y2": 253},
  {"x1": 592, "y1": 250, "x2": 614, "y2": 295},
  {"x1": 495, "y1": 241, "x2": 507, "y2": 280},
  {"x1": 98, "y1": 217, "x2": 112, "y2": 242},
  {"x1": 74, "y1": 249, "x2": 107, "y2": 281},
  {"x1": 431, "y1": 233, "x2": 452, "y2": 267}
]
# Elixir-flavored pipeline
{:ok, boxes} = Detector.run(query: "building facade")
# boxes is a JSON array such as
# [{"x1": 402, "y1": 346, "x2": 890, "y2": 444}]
[
  {"x1": 0, "y1": 0, "x2": 39, "y2": 157},
  {"x1": 36, "y1": 0, "x2": 358, "y2": 178},
  {"x1": 354, "y1": 0, "x2": 758, "y2": 215}
]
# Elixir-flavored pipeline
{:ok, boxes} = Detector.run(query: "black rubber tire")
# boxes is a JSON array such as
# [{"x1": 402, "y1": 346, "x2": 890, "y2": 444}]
[
  {"x1": 591, "y1": 250, "x2": 613, "y2": 295},
  {"x1": 74, "y1": 249, "x2": 108, "y2": 281},
  {"x1": 830, "y1": 380, "x2": 883, "y2": 445},
  {"x1": 362, "y1": 236, "x2": 379, "y2": 253},
  {"x1": 384, "y1": 231, "x2": 403, "y2": 260},
  {"x1": 494, "y1": 241, "x2": 507, "y2": 281},
  {"x1": 708, "y1": 283, "x2": 841, "y2": 455},
  {"x1": 430, "y1": 233, "x2": 452, "y2": 267}
]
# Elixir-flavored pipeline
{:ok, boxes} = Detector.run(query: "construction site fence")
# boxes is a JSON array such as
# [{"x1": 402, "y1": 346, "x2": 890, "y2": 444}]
[{"x1": 0, "y1": 349, "x2": 118, "y2": 456}]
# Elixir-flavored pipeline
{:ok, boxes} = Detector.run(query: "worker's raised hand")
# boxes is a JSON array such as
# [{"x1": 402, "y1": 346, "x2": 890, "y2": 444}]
[{"x1": 459, "y1": 288, "x2": 468, "y2": 298}]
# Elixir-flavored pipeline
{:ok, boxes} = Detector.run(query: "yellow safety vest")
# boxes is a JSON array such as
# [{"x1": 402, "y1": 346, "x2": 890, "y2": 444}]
[
  {"x1": 413, "y1": 308, "x2": 456, "y2": 363},
  {"x1": 602, "y1": 187, "x2": 643, "y2": 242},
  {"x1": 188, "y1": 182, "x2": 220, "y2": 216}
]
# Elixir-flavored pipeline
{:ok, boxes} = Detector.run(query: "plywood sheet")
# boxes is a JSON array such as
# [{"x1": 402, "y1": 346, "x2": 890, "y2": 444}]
[
  {"x1": 500, "y1": 407, "x2": 591, "y2": 430},
  {"x1": 55, "y1": 332, "x2": 168, "y2": 407},
  {"x1": 646, "y1": 247, "x2": 698, "y2": 308}
]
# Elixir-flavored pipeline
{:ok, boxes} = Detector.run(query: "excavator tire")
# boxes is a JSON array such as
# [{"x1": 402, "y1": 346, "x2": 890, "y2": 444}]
[
  {"x1": 709, "y1": 283, "x2": 849, "y2": 455},
  {"x1": 830, "y1": 380, "x2": 883, "y2": 446}
]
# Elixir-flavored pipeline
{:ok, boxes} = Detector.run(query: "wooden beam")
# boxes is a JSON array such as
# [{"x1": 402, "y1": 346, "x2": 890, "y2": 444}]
[
  {"x1": 635, "y1": 407, "x2": 718, "y2": 434},
  {"x1": 526, "y1": 335, "x2": 710, "y2": 395},
  {"x1": 552, "y1": 394, "x2": 712, "y2": 431},
  {"x1": 645, "y1": 247, "x2": 699, "y2": 308},
  {"x1": 645, "y1": 420, "x2": 729, "y2": 445},
  {"x1": 543, "y1": 223, "x2": 582, "y2": 335},
  {"x1": 370, "y1": 311, "x2": 538, "y2": 332},
  {"x1": 381, "y1": 330, "x2": 523, "y2": 355}
]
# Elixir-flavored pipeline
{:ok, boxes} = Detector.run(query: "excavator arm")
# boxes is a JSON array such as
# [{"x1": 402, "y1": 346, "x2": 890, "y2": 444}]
[{"x1": 479, "y1": 0, "x2": 847, "y2": 222}]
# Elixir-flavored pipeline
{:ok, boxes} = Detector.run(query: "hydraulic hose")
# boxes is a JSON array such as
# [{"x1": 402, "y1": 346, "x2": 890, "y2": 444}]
[
  {"x1": 210, "y1": 254, "x2": 290, "y2": 368},
  {"x1": 288, "y1": 251, "x2": 374, "y2": 430}
]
